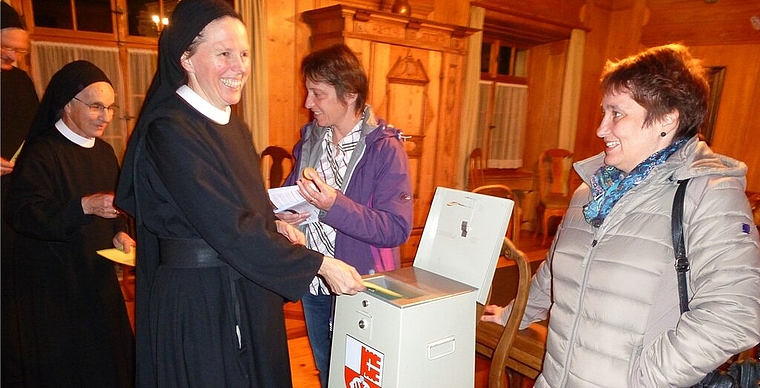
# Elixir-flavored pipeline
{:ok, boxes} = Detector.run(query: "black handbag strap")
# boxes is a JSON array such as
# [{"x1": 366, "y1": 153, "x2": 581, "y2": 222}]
[{"x1": 672, "y1": 178, "x2": 691, "y2": 313}]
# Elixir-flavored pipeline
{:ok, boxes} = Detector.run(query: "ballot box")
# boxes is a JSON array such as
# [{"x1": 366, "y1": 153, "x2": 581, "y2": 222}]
[{"x1": 328, "y1": 187, "x2": 514, "y2": 388}]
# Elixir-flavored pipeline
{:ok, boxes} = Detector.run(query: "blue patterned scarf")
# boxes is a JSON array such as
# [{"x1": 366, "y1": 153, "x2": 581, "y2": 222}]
[{"x1": 583, "y1": 138, "x2": 687, "y2": 227}]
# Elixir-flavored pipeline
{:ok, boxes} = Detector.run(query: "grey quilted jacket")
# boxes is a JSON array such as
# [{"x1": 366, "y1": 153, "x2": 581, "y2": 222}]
[{"x1": 524, "y1": 136, "x2": 760, "y2": 388}]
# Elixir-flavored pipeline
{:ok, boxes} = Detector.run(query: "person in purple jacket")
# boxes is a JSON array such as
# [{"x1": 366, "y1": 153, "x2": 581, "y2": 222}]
[{"x1": 278, "y1": 43, "x2": 414, "y2": 387}]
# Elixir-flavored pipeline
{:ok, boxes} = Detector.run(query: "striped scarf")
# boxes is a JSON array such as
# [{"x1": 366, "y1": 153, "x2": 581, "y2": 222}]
[{"x1": 306, "y1": 123, "x2": 361, "y2": 295}]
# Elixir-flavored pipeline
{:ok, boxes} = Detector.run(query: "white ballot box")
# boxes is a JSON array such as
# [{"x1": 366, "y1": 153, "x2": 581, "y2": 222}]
[{"x1": 328, "y1": 187, "x2": 514, "y2": 388}]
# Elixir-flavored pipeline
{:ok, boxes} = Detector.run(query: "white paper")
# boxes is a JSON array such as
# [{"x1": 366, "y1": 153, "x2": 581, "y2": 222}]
[
  {"x1": 268, "y1": 185, "x2": 320, "y2": 224},
  {"x1": 10, "y1": 141, "x2": 24, "y2": 164}
]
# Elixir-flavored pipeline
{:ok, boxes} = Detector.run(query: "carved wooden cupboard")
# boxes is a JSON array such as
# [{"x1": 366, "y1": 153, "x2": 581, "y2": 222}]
[{"x1": 303, "y1": 5, "x2": 475, "y2": 266}]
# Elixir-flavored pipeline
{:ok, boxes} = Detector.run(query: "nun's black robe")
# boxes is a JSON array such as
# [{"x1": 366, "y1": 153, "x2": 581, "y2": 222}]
[
  {"x1": 5, "y1": 130, "x2": 134, "y2": 388},
  {"x1": 117, "y1": 95, "x2": 321, "y2": 388}
]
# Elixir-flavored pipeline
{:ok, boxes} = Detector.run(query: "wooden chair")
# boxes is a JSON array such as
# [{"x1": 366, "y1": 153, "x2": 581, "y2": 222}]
[
  {"x1": 536, "y1": 149, "x2": 573, "y2": 246},
  {"x1": 476, "y1": 237, "x2": 532, "y2": 388},
  {"x1": 472, "y1": 184, "x2": 522, "y2": 247},
  {"x1": 260, "y1": 146, "x2": 294, "y2": 189},
  {"x1": 469, "y1": 148, "x2": 486, "y2": 190},
  {"x1": 504, "y1": 321, "x2": 547, "y2": 386}
]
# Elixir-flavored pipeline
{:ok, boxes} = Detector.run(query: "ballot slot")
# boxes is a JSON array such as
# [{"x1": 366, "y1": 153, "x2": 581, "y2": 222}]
[
  {"x1": 362, "y1": 275, "x2": 425, "y2": 301},
  {"x1": 361, "y1": 269, "x2": 476, "y2": 307}
]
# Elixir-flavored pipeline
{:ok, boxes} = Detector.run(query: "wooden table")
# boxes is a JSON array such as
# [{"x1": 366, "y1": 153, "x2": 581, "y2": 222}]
[
  {"x1": 483, "y1": 168, "x2": 537, "y2": 232},
  {"x1": 483, "y1": 168, "x2": 535, "y2": 192}
]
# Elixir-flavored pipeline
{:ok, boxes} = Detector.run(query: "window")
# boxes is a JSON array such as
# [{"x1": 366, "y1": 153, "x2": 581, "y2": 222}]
[
  {"x1": 477, "y1": 39, "x2": 528, "y2": 168},
  {"x1": 126, "y1": 0, "x2": 180, "y2": 38},
  {"x1": 477, "y1": 81, "x2": 527, "y2": 169},
  {"x1": 27, "y1": 0, "x2": 234, "y2": 40},
  {"x1": 480, "y1": 39, "x2": 527, "y2": 80},
  {"x1": 32, "y1": 0, "x2": 113, "y2": 33}
]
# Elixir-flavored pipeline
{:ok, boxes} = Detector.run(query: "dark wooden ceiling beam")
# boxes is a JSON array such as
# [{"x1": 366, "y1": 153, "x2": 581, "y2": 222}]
[{"x1": 472, "y1": 1, "x2": 589, "y2": 47}]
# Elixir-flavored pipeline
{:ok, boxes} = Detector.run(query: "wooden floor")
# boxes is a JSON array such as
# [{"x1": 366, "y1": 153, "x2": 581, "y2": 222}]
[
  {"x1": 285, "y1": 302, "x2": 321, "y2": 388},
  {"x1": 285, "y1": 231, "x2": 550, "y2": 388}
]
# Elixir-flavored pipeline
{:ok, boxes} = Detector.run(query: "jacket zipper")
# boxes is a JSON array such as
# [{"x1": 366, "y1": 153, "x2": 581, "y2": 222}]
[{"x1": 559, "y1": 225, "x2": 600, "y2": 386}]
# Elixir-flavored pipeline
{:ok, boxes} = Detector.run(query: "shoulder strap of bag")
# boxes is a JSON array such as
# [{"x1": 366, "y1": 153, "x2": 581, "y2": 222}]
[{"x1": 672, "y1": 178, "x2": 691, "y2": 314}]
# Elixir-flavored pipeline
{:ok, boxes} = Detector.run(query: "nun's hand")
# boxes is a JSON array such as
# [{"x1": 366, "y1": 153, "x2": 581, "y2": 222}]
[
  {"x1": 275, "y1": 220, "x2": 306, "y2": 245},
  {"x1": 113, "y1": 232, "x2": 136, "y2": 253},
  {"x1": 318, "y1": 257, "x2": 365, "y2": 295},
  {"x1": 275, "y1": 211, "x2": 310, "y2": 226},
  {"x1": 82, "y1": 192, "x2": 120, "y2": 219},
  {"x1": 1, "y1": 157, "x2": 13, "y2": 176}
]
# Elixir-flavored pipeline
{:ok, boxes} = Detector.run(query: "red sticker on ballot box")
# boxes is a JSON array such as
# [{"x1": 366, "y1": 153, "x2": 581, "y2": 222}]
[{"x1": 343, "y1": 335, "x2": 384, "y2": 388}]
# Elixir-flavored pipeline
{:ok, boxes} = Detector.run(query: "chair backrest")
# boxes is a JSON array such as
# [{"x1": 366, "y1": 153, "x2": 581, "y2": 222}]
[
  {"x1": 260, "y1": 146, "x2": 295, "y2": 189},
  {"x1": 538, "y1": 148, "x2": 573, "y2": 198},
  {"x1": 471, "y1": 184, "x2": 517, "y2": 202},
  {"x1": 472, "y1": 184, "x2": 521, "y2": 246},
  {"x1": 469, "y1": 148, "x2": 486, "y2": 190},
  {"x1": 475, "y1": 237, "x2": 532, "y2": 388}
]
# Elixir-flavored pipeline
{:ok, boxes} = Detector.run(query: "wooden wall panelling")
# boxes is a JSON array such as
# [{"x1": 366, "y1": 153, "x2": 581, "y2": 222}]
[
  {"x1": 641, "y1": 0, "x2": 760, "y2": 47},
  {"x1": 434, "y1": 51, "x2": 467, "y2": 191},
  {"x1": 523, "y1": 41, "x2": 568, "y2": 174},
  {"x1": 267, "y1": 0, "x2": 302, "y2": 150},
  {"x1": 574, "y1": 0, "x2": 760, "y2": 193},
  {"x1": 385, "y1": 47, "x2": 432, "y2": 227},
  {"x1": 688, "y1": 44, "x2": 760, "y2": 193},
  {"x1": 573, "y1": 0, "x2": 648, "y2": 164},
  {"x1": 631, "y1": 0, "x2": 760, "y2": 192},
  {"x1": 356, "y1": 42, "x2": 437, "y2": 229},
  {"x1": 572, "y1": 1, "x2": 613, "y2": 164}
]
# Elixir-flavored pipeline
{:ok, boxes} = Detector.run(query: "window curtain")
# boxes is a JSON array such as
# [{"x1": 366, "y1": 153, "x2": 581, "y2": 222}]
[
  {"x1": 238, "y1": 0, "x2": 269, "y2": 152},
  {"x1": 127, "y1": 48, "x2": 158, "y2": 126},
  {"x1": 29, "y1": 41, "x2": 128, "y2": 161},
  {"x1": 456, "y1": 5, "x2": 485, "y2": 189},
  {"x1": 488, "y1": 83, "x2": 527, "y2": 169}
]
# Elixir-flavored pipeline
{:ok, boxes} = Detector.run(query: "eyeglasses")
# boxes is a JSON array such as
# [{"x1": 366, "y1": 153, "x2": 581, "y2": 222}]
[
  {"x1": 72, "y1": 96, "x2": 119, "y2": 116},
  {"x1": 1, "y1": 46, "x2": 29, "y2": 55}
]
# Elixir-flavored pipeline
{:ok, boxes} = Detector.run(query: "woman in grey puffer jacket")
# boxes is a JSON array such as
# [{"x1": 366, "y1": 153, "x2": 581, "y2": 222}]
[{"x1": 482, "y1": 43, "x2": 760, "y2": 387}]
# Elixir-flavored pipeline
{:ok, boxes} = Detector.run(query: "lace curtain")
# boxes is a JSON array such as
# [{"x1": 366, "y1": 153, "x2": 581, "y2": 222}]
[
  {"x1": 127, "y1": 48, "x2": 158, "y2": 124},
  {"x1": 488, "y1": 83, "x2": 527, "y2": 169}
]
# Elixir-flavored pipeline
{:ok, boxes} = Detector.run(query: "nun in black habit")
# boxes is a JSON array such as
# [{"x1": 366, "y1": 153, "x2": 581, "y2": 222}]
[
  {"x1": 114, "y1": 1, "x2": 364, "y2": 387},
  {"x1": 4, "y1": 60, "x2": 135, "y2": 387}
]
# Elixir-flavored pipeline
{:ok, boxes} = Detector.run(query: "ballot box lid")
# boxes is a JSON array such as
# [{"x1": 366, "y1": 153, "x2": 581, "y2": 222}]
[{"x1": 413, "y1": 187, "x2": 513, "y2": 305}]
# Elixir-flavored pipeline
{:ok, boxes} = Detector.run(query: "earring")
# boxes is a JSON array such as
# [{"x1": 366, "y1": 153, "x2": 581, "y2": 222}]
[{"x1": 660, "y1": 131, "x2": 667, "y2": 137}]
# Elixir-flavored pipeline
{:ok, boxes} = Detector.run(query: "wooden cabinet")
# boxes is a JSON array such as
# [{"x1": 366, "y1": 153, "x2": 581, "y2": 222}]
[{"x1": 303, "y1": 5, "x2": 475, "y2": 266}]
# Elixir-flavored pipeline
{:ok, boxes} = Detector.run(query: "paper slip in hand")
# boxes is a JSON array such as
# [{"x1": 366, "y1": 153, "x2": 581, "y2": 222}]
[
  {"x1": 97, "y1": 248, "x2": 136, "y2": 266},
  {"x1": 268, "y1": 185, "x2": 320, "y2": 224},
  {"x1": 9, "y1": 141, "x2": 24, "y2": 164}
]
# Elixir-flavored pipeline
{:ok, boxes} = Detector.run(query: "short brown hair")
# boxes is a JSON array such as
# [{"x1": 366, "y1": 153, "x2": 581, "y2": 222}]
[
  {"x1": 600, "y1": 44, "x2": 709, "y2": 140},
  {"x1": 301, "y1": 44, "x2": 368, "y2": 116}
]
